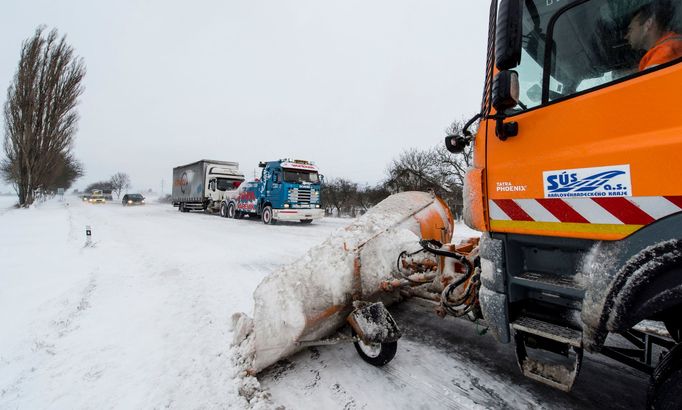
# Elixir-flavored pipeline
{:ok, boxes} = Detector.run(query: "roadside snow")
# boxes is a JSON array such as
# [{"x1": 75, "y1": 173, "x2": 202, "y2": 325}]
[
  {"x1": 1, "y1": 197, "x2": 641, "y2": 409},
  {"x1": 0, "y1": 197, "x2": 344, "y2": 408}
]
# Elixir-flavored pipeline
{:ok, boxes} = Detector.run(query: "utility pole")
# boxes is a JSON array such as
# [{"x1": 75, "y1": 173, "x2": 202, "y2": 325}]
[{"x1": 161, "y1": 178, "x2": 164, "y2": 196}]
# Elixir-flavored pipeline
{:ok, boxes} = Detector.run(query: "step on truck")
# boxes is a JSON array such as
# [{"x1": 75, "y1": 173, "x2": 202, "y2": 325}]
[
  {"x1": 442, "y1": 0, "x2": 682, "y2": 406},
  {"x1": 221, "y1": 159, "x2": 324, "y2": 224},
  {"x1": 172, "y1": 159, "x2": 245, "y2": 213}
]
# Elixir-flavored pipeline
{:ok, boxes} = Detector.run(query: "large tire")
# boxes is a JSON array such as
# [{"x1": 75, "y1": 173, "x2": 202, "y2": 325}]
[
  {"x1": 228, "y1": 203, "x2": 237, "y2": 219},
  {"x1": 648, "y1": 343, "x2": 682, "y2": 409},
  {"x1": 262, "y1": 205, "x2": 276, "y2": 225},
  {"x1": 180, "y1": 203, "x2": 189, "y2": 213},
  {"x1": 220, "y1": 203, "x2": 228, "y2": 218},
  {"x1": 352, "y1": 328, "x2": 397, "y2": 367}
]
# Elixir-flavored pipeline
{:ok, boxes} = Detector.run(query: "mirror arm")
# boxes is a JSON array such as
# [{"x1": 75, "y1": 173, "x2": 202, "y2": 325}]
[
  {"x1": 462, "y1": 113, "x2": 482, "y2": 137},
  {"x1": 444, "y1": 109, "x2": 520, "y2": 153},
  {"x1": 486, "y1": 113, "x2": 518, "y2": 141}
]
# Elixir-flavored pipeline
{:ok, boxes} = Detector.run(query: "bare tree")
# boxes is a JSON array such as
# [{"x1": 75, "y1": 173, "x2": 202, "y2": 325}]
[
  {"x1": 85, "y1": 180, "x2": 114, "y2": 193},
  {"x1": 385, "y1": 148, "x2": 447, "y2": 194},
  {"x1": 381, "y1": 119, "x2": 478, "y2": 218},
  {"x1": 355, "y1": 184, "x2": 389, "y2": 212},
  {"x1": 110, "y1": 172, "x2": 131, "y2": 199},
  {"x1": 1, "y1": 27, "x2": 85, "y2": 206},
  {"x1": 321, "y1": 178, "x2": 355, "y2": 216}
]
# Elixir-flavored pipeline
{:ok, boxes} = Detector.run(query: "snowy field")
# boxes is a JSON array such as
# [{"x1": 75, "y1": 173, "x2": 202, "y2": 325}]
[{"x1": 0, "y1": 196, "x2": 648, "y2": 409}]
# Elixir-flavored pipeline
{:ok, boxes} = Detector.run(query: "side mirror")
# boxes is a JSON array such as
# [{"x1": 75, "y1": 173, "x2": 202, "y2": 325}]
[
  {"x1": 444, "y1": 113, "x2": 482, "y2": 154},
  {"x1": 492, "y1": 70, "x2": 520, "y2": 112},
  {"x1": 495, "y1": 0, "x2": 523, "y2": 70},
  {"x1": 445, "y1": 135, "x2": 470, "y2": 154}
]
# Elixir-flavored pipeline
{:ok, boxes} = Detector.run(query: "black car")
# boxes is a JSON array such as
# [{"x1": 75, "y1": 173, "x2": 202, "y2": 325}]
[{"x1": 122, "y1": 193, "x2": 145, "y2": 206}]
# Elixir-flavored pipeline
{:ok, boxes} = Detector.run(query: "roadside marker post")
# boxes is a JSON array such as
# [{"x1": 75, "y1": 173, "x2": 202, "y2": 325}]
[{"x1": 86, "y1": 225, "x2": 92, "y2": 246}]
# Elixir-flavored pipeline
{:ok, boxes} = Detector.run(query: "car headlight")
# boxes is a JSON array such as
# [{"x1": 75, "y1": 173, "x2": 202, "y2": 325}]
[
  {"x1": 283, "y1": 204, "x2": 290, "y2": 208},
  {"x1": 315, "y1": 204, "x2": 320, "y2": 208},
  {"x1": 128, "y1": 200, "x2": 133, "y2": 204}
]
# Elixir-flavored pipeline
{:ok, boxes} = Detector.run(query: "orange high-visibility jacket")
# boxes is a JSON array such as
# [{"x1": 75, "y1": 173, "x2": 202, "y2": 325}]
[{"x1": 640, "y1": 32, "x2": 682, "y2": 71}]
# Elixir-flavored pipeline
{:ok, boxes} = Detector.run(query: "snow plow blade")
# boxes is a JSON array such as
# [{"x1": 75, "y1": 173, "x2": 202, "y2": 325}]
[{"x1": 232, "y1": 191, "x2": 454, "y2": 372}]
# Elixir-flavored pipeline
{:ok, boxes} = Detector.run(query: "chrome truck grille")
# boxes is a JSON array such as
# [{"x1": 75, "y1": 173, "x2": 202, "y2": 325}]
[{"x1": 288, "y1": 187, "x2": 311, "y2": 203}]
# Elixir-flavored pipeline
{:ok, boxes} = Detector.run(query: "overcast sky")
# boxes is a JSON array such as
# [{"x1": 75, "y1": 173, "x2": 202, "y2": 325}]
[{"x1": 0, "y1": 1, "x2": 490, "y2": 194}]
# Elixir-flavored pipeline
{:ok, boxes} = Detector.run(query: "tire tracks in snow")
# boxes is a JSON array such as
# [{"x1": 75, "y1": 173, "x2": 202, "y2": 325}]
[{"x1": 374, "y1": 362, "x2": 473, "y2": 409}]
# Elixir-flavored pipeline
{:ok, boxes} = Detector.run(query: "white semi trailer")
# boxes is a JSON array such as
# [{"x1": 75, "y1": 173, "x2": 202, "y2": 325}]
[{"x1": 172, "y1": 159, "x2": 245, "y2": 213}]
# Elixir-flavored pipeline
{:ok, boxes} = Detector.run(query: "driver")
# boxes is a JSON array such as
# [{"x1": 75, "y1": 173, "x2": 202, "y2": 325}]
[{"x1": 626, "y1": 1, "x2": 682, "y2": 71}]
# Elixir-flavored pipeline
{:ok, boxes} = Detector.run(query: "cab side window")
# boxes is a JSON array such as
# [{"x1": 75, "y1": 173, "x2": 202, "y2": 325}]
[
  {"x1": 511, "y1": 0, "x2": 682, "y2": 111},
  {"x1": 549, "y1": 0, "x2": 681, "y2": 102}
]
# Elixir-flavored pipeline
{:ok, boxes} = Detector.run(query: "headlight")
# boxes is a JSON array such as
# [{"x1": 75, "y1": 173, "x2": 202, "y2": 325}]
[
  {"x1": 283, "y1": 204, "x2": 290, "y2": 208},
  {"x1": 128, "y1": 200, "x2": 133, "y2": 204},
  {"x1": 315, "y1": 204, "x2": 320, "y2": 208}
]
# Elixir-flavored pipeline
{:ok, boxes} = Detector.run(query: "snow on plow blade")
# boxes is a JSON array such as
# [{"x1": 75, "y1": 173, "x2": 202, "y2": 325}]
[{"x1": 232, "y1": 191, "x2": 454, "y2": 372}]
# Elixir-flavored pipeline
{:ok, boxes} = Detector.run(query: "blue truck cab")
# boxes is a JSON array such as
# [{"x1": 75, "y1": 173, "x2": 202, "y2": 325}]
[{"x1": 223, "y1": 159, "x2": 324, "y2": 224}]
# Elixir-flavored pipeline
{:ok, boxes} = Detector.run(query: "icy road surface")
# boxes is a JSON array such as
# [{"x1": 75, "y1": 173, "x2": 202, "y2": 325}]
[{"x1": 0, "y1": 196, "x2": 648, "y2": 409}]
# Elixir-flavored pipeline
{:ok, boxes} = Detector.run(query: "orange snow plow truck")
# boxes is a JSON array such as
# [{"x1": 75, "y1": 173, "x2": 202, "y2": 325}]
[{"x1": 444, "y1": 0, "x2": 682, "y2": 406}]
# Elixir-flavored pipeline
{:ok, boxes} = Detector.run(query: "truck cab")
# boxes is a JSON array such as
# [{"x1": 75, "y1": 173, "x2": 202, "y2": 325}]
[
  {"x1": 449, "y1": 0, "x2": 682, "y2": 404},
  {"x1": 206, "y1": 170, "x2": 243, "y2": 210},
  {"x1": 172, "y1": 160, "x2": 244, "y2": 213},
  {"x1": 222, "y1": 159, "x2": 324, "y2": 224}
]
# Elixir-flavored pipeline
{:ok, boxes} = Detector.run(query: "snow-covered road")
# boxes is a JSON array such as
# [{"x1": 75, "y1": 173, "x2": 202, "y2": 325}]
[{"x1": 0, "y1": 196, "x2": 648, "y2": 409}]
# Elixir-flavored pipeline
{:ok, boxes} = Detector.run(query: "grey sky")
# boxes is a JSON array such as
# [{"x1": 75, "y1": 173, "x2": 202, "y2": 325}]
[{"x1": 0, "y1": 1, "x2": 490, "y2": 193}]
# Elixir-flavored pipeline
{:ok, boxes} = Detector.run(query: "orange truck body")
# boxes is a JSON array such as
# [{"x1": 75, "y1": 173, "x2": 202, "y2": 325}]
[
  {"x1": 469, "y1": 66, "x2": 682, "y2": 240},
  {"x1": 461, "y1": 0, "x2": 682, "y2": 400}
]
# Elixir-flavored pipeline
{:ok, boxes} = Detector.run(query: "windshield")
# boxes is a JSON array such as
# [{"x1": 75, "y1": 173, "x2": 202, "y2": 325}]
[
  {"x1": 129, "y1": 194, "x2": 144, "y2": 199},
  {"x1": 283, "y1": 170, "x2": 319, "y2": 184},
  {"x1": 510, "y1": 0, "x2": 681, "y2": 112},
  {"x1": 217, "y1": 178, "x2": 242, "y2": 191}
]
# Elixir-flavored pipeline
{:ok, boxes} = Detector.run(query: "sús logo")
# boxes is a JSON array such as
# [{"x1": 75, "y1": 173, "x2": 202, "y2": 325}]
[{"x1": 543, "y1": 165, "x2": 632, "y2": 198}]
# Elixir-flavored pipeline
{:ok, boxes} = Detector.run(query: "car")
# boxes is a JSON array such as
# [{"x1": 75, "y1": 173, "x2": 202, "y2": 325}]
[
  {"x1": 122, "y1": 193, "x2": 145, "y2": 206},
  {"x1": 89, "y1": 190, "x2": 106, "y2": 204}
]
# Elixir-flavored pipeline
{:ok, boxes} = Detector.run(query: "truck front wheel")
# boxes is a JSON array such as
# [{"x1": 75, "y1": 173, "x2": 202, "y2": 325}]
[
  {"x1": 220, "y1": 203, "x2": 228, "y2": 218},
  {"x1": 648, "y1": 343, "x2": 682, "y2": 409},
  {"x1": 262, "y1": 206, "x2": 276, "y2": 225}
]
